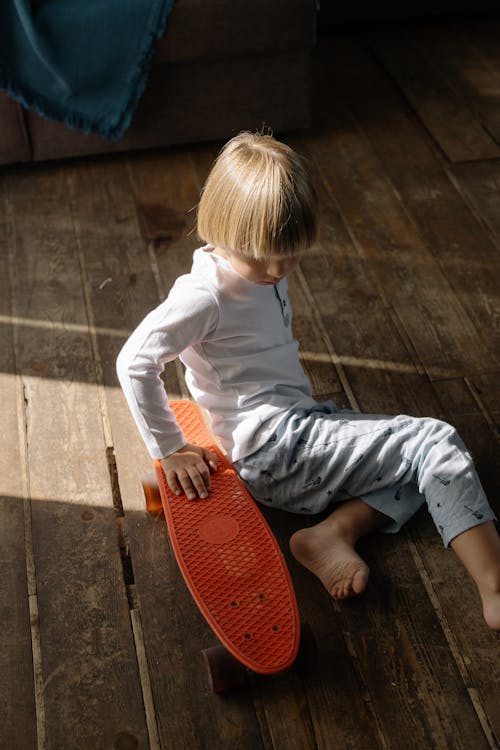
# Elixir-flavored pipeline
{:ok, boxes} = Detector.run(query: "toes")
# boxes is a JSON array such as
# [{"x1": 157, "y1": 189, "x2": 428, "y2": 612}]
[
  {"x1": 331, "y1": 579, "x2": 354, "y2": 600},
  {"x1": 344, "y1": 581, "x2": 356, "y2": 599},
  {"x1": 331, "y1": 584, "x2": 344, "y2": 599},
  {"x1": 329, "y1": 568, "x2": 368, "y2": 600},
  {"x1": 352, "y1": 567, "x2": 369, "y2": 595}
]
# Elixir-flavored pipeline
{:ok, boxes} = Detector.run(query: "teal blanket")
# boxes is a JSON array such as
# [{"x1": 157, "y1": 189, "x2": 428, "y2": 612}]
[{"x1": 0, "y1": 0, "x2": 175, "y2": 138}]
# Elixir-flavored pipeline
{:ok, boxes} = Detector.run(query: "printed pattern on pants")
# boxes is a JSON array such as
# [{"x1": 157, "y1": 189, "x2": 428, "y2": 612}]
[{"x1": 234, "y1": 402, "x2": 496, "y2": 547}]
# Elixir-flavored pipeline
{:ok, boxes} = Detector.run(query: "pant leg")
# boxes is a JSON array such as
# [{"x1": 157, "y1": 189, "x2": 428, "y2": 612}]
[
  {"x1": 235, "y1": 405, "x2": 496, "y2": 547},
  {"x1": 326, "y1": 413, "x2": 496, "y2": 547},
  {"x1": 355, "y1": 483, "x2": 426, "y2": 535}
]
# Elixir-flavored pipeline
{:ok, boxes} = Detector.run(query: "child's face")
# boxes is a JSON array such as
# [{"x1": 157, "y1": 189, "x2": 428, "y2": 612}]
[{"x1": 217, "y1": 248, "x2": 301, "y2": 285}]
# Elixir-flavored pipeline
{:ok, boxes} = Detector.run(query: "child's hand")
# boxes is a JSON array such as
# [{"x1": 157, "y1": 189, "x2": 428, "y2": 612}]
[{"x1": 161, "y1": 444, "x2": 218, "y2": 500}]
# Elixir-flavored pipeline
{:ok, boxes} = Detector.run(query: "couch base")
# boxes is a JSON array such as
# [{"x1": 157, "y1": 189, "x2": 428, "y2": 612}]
[
  {"x1": 0, "y1": 94, "x2": 31, "y2": 164},
  {"x1": 25, "y1": 52, "x2": 311, "y2": 163}
]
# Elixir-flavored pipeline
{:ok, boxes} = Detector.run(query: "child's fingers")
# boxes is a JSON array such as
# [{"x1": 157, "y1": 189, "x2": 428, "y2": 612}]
[
  {"x1": 165, "y1": 470, "x2": 182, "y2": 496},
  {"x1": 203, "y1": 448, "x2": 219, "y2": 472},
  {"x1": 170, "y1": 468, "x2": 197, "y2": 500},
  {"x1": 172, "y1": 466, "x2": 210, "y2": 500},
  {"x1": 195, "y1": 462, "x2": 212, "y2": 489},
  {"x1": 188, "y1": 464, "x2": 211, "y2": 499},
  {"x1": 162, "y1": 451, "x2": 213, "y2": 500}
]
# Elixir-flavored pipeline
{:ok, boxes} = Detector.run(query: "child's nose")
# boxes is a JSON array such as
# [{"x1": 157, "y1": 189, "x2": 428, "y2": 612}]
[
  {"x1": 267, "y1": 259, "x2": 290, "y2": 279},
  {"x1": 269, "y1": 257, "x2": 299, "y2": 280}
]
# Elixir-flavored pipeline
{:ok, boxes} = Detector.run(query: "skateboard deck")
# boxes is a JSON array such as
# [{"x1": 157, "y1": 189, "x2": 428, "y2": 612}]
[{"x1": 147, "y1": 399, "x2": 301, "y2": 677}]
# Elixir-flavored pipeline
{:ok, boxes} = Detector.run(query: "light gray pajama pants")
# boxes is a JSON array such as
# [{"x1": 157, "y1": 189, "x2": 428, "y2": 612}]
[{"x1": 234, "y1": 402, "x2": 496, "y2": 547}]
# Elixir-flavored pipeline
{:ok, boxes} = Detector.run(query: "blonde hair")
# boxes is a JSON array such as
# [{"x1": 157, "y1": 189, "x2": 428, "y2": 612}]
[{"x1": 197, "y1": 131, "x2": 318, "y2": 259}]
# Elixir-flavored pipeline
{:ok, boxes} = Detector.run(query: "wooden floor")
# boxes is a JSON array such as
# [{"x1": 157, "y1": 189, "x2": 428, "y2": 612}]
[{"x1": 1, "y1": 11, "x2": 500, "y2": 750}]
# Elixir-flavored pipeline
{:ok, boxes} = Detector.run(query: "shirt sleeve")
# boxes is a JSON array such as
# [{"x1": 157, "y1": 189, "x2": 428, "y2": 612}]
[{"x1": 116, "y1": 277, "x2": 219, "y2": 459}]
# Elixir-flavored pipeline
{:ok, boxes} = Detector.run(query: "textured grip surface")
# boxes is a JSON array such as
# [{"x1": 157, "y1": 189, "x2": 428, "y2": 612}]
[{"x1": 155, "y1": 400, "x2": 300, "y2": 674}]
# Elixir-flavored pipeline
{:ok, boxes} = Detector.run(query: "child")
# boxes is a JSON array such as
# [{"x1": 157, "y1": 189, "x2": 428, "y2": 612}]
[{"x1": 117, "y1": 131, "x2": 500, "y2": 630}]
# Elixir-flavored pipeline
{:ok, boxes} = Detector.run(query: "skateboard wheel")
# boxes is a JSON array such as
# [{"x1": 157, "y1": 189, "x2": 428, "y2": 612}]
[
  {"x1": 201, "y1": 645, "x2": 247, "y2": 693},
  {"x1": 141, "y1": 475, "x2": 163, "y2": 516},
  {"x1": 294, "y1": 622, "x2": 318, "y2": 670}
]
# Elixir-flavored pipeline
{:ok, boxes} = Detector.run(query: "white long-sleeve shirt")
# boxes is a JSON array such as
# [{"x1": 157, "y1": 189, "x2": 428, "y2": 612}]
[{"x1": 116, "y1": 246, "x2": 316, "y2": 462}]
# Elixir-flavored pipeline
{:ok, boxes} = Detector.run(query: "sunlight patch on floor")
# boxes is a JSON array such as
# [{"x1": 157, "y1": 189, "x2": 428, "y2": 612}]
[
  {"x1": 299, "y1": 350, "x2": 456, "y2": 379},
  {"x1": 0, "y1": 313, "x2": 130, "y2": 338}
]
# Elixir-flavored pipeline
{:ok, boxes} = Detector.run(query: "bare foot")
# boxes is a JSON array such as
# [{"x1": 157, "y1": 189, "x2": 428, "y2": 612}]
[{"x1": 290, "y1": 521, "x2": 370, "y2": 600}]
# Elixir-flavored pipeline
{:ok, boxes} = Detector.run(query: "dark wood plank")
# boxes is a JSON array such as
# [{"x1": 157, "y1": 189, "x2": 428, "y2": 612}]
[
  {"x1": 6, "y1": 165, "x2": 149, "y2": 749},
  {"x1": 0, "y1": 179, "x2": 37, "y2": 748},
  {"x1": 466, "y1": 371, "x2": 500, "y2": 432},
  {"x1": 407, "y1": 19, "x2": 500, "y2": 146},
  {"x1": 289, "y1": 270, "x2": 344, "y2": 399},
  {"x1": 462, "y1": 13, "x2": 500, "y2": 141},
  {"x1": 319, "y1": 36, "x2": 500, "y2": 374},
  {"x1": 448, "y1": 159, "x2": 500, "y2": 243},
  {"x1": 463, "y1": 13, "x2": 500, "y2": 59},
  {"x1": 446, "y1": 163, "x2": 500, "y2": 416},
  {"x1": 70, "y1": 152, "x2": 267, "y2": 749},
  {"x1": 410, "y1": 406, "x2": 500, "y2": 746},
  {"x1": 366, "y1": 23, "x2": 500, "y2": 162},
  {"x1": 307, "y1": 40, "x2": 497, "y2": 381},
  {"x1": 344, "y1": 534, "x2": 492, "y2": 750},
  {"x1": 293, "y1": 167, "x2": 443, "y2": 415}
]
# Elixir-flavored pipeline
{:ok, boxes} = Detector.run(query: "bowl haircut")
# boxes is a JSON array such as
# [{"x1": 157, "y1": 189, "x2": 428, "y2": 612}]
[{"x1": 197, "y1": 132, "x2": 319, "y2": 260}]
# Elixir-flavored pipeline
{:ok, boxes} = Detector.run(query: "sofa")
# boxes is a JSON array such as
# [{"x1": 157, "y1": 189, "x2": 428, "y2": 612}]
[{"x1": 0, "y1": 0, "x2": 317, "y2": 166}]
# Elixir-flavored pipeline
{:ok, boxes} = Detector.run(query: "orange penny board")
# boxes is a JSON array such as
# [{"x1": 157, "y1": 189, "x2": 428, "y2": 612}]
[{"x1": 154, "y1": 399, "x2": 300, "y2": 674}]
